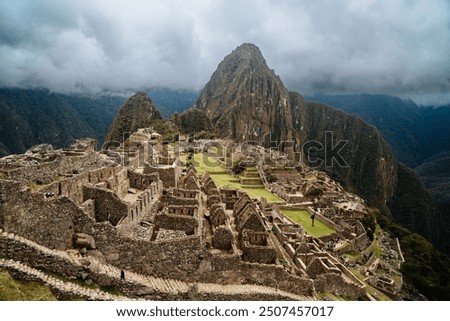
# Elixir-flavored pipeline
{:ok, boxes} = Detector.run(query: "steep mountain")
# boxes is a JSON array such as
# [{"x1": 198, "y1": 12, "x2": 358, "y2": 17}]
[
  {"x1": 194, "y1": 43, "x2": 294, "y2": 143},
  {"x1": 0, "y1": 87, "x2": 199, "y2": 156},
  {"x1": 169, "y1": 109, "x2": 213, "y2": 135},
  {"x1": 289, "y1": 93, "x2": 397, "y2": 209},
  {"x1": 0, "y1": 88, "x2": 125, "y2": 156},
  {"x1": 104, "y1": 92, "x2": 163, "y2": 144},
  {"x1": 416, "y1": 152, "x2": 450, "y2": 248},
  {"x1": 307, "y1": 94, "x2": 450, "y2": 168},
  {"x1": 417, "y1": 152, "x2": 450, "y2": 204},
  {"x1": 62, "y1": 94, "x2": 126, "y2": 143},
  {"x1": 0, "y1": 88, "x2": 126, "y2": 155},
  {"x1": 191, "y1": 43, "x2": 444, "y2": 248}
]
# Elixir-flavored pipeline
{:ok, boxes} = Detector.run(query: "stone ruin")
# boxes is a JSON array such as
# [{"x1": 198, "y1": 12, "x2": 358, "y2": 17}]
[{"x1": 0, "y1": 129, "x2": 405, "y2": 300}]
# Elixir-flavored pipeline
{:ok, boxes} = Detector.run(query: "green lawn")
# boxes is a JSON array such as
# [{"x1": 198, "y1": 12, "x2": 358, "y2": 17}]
[
  {"x1": 280, "y1": 209, "x2": 336, "y2": 238},
  {"x1": 180, "y1": 153, "x2": 225, "y2": 174},
  {"x1": 180, "y1": 153, "x2": 284, "y2": 203}
]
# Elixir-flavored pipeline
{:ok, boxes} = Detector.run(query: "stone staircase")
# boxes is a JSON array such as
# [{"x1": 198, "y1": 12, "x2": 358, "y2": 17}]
[
  {"x1": 88, "y1": 258, "x2": 189, "y2": 297},
  {"x1": 88, "y1": 252, "x2": 312, "y2": 301},
  {"x1": 0, "y1": 258, "x2": 130, "y2": 301},
  {"x1": 239, "y1": 168, "x2": 264, "y2": 187}
]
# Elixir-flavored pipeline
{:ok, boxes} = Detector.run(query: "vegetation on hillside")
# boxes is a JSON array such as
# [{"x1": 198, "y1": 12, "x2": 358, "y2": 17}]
[
  {"x1": 376, "y1": 213, "x2": 450, "y2": 300},
  {"x1": 0, "y1": 269, "x2": 57, "y2": 301}
]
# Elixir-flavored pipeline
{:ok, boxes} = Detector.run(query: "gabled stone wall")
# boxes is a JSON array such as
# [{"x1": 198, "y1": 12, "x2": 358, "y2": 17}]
[{"x1": 241, "y1": 230, "x2": 276, "y2": 264}]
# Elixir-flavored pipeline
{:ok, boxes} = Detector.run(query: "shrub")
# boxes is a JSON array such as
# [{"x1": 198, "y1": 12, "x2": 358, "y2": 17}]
[{"x1": 305, "y1": 187, "x2": 323, "y2": 198}]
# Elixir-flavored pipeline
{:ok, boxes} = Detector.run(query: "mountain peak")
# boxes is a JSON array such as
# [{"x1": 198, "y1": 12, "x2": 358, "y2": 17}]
[
  {"x1": 193, "y1": 43, "x2": 292, "y2": 141},
  {"x1": 231, "y1": 43, "x2": 264, "y2": 60},
  {"x1": 218, "y1": 43, "x2": 268, "y2": 75},
  {"x1": 104, "y1": 92, "x2": 162, "y2": 144}
]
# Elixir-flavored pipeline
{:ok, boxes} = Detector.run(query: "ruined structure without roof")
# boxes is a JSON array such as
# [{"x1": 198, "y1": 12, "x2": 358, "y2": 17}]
[{"x1": 0, "y1": 128, "x2": 404, "y2": 301}]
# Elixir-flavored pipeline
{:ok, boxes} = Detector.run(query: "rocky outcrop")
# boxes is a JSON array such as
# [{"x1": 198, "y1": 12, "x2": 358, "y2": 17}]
[
  {"x1": 104, "y1": 92, "x2": 162, "y2": 145},
  {"x1": 289, "y1": 92, "x2": 398, "y2": 208},
  {"x1": 170, "y1": 109, "x2": 213, "y2": 134}
]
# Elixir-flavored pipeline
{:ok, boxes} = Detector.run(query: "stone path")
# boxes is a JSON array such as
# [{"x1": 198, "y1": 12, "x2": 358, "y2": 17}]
[
  {"x1": 1, "y1": 228, "x2": 313, "y2": 301},
  {"x1": 0, "y1": 258, "x2": 131, "y2": 301},
  {"x1": 88, "y1": 257, "x2": 312, "y2": 300}
]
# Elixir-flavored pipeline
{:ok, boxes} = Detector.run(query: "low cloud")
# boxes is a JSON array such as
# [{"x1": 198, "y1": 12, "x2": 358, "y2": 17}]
[{"x1": 0, "y1": 0, "x2": 449, "y2": 104}]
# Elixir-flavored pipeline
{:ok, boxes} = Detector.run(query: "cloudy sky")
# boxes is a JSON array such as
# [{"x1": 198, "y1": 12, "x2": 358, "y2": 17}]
[{"x1": 0, "y1": 0, "x2": 449, "y2": 104}]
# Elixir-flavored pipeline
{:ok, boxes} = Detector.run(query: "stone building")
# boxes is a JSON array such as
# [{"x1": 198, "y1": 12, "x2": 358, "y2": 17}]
[{"x1": 241, "y1": 230, "x2": 277, "y2": 264}]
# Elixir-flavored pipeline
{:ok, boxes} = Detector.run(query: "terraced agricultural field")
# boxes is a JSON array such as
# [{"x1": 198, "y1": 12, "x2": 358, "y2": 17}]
[{"x1": 180, "y1": 153, "x2": 283, "y2": 203}]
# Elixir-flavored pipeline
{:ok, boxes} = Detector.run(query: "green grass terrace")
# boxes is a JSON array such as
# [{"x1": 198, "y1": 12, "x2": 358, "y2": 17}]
[
  {"x1": 280, "y1": 209, "x2": 336, "y2": 238},
  {"x1": 180, "y1": 153, "x2": 284, "y2": 203}
]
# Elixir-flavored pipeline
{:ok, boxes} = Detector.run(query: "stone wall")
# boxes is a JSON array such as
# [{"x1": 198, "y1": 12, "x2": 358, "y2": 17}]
[
  {"x1": 172, "y1": 188, "x2": 199, "y2": 199},
  {"x1": 107, "y1": 169, "x2": 130, "y2": 198},
  {"x1": 354, "y1": 233, "x2": 369, "y2": 251},
  {"x1": 314, "y1": 273, "x2": 365, "y2": 299},
  {"x1": 128, "y1": 170, "x2": 159, "y2": 190},
  {"x1": 158, "y1": 205, "x2": 199, "y2": 234},
  {"x1": 210, "y1": 207, "x2": 227, "y2": 227},
  {"x1": 184, "y1": 176, "x2": 200, "y2": 190},
  {"x1": 239, "y1": 262, "x2": 314, "y2": 296},
  {"x1": 143, "y1": 163, "x2": 181, "y2": 188},
  {"x1": 236, "y1": 207, "x2": 266, "y2": 235},
  {"x1": 0, "y1": 180, "x2": 79, "y2": 250},
  {"x1": 210, "y1": 253, "x2": 240, "y2": 272},
  {"x1": 306, "y1": 257, "x2": 341, "y2": 278},
  {"x1": 83, "y1": 185, "x2": 128, "y2": 226},
  {"x1": 158, "y1": 212, "x2": 199, "y2": 234},
  {"x1": 241, "y1": 243, "x2": 277, "y2": 264},
  {"x1": 2, "y1": 178, "x2": 201, "y2": 279},
  {"x1": 241, "y1": 230, "x2": 277, "y2": 264},
  {"x1": 220, "y1": 189, "x2": 240, "y2": 210},
  {"x1": 0, "y1": 231, "x2": 86, "y2": 277},
  {"x1": 72, "y1": 208, "x2": 207, "y2": 278},
  {"x1": 40, "y1": 166, "x2": 121, "y2": 206},
  {"x1": 207, "y1": 195, "x2": 222, "y2": 208},
  {"x1": 166, "y1": 195, "x2": 199, "y2": 206},
  {"x1": 212, "y1": 226, "x2": 233, "y2": 250},
  {"x1": 121, "y1": 185, "x2": 161, "y2": 225},
  {"x1": 5, "y1": 151, "x2": 97, "y2": 184},
  {"x1": 1, "y1": 229, "x2": 312, "y2": 301}
]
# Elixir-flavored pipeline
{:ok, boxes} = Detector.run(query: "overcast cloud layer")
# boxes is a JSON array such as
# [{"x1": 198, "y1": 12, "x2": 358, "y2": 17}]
[{"x1": 0, "y1": 0, "x2": 449, "y2": 104}]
